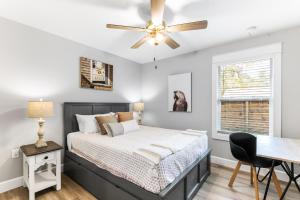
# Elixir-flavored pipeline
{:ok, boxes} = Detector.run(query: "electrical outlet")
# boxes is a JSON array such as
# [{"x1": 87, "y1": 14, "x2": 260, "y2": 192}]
[{"x1": 11, "y1": 148, "x2": 19, "y2": 159}]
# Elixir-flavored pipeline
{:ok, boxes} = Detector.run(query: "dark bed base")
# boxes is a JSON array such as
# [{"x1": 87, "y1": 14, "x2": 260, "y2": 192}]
[
  {"x1": 64, "y1": 149, "x2": 211, "y2": 200},
  {"x1": 63, "y1": 102, "x2": 211, "y2": 200}
]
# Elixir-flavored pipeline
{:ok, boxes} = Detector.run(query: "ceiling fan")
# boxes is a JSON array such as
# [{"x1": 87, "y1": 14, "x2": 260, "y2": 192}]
[{"x1": 106, "y1": 0, "x2": 208, "y2": 49}]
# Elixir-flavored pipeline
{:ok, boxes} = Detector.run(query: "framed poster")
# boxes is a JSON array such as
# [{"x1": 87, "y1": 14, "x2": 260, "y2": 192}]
[
  {"x1": 80, "y1": 57, "x2": 113, "y2": 91},
  {"x1": 168, "y1": 73, "x2": 192, "y2": 112}
]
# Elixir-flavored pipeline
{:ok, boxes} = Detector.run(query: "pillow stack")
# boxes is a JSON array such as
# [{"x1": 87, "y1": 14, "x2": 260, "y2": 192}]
[
  {"x1": 95, "y1": 115, "x2": 118, "y2": 135},
  {"x1": 117, "y1": 112, "x2": 133, "y2": 122},
  {"x1": 76, "y1": 113, "x2": 114, "y2": 134},
  {"x1": 103, "y1": 122, "x2": 124, "y2": 137},
  {"x1": 76, "y1": 111, "x2": 140, "y2": 137},
  {"x1": 120, "y1": 119, "x2": 140, "y2": 133},
  {"x1": 104, "y1": 112, "x2": 139, "y2": 137}
]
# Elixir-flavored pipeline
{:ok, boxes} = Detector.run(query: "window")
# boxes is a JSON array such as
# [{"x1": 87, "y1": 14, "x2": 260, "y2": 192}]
[{"x1": 212, "y1": 43, "x2": 281, "y2": 140}]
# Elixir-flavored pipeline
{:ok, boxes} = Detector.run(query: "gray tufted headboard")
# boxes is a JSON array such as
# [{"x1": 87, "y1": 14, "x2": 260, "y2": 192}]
[{"x1": 63, "y1": 102, "x2": 129, "y2": 147}]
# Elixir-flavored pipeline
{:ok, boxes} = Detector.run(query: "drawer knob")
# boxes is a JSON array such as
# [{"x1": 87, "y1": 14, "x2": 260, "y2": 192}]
[{"x1": 44, "y1": 156, "x2": 48, "y2": 160}]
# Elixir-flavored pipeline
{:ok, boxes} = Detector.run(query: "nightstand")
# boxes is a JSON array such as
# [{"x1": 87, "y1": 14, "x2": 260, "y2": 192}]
[{"x1": 20, "y1": 141, "x2": 63, "y2": 200}]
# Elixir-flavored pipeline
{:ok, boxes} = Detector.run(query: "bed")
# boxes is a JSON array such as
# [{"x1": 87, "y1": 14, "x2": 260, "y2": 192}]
[{"x1": 63, "y1": 102, "x2": 211, "y2": 200}]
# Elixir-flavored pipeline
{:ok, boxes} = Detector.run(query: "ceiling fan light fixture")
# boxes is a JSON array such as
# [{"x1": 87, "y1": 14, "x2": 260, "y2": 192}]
[
  {"x1": 152, "y1": 20, "x2": 162, "y2": 27},
  {"x1": 155, "y1": 33, "x2": 165, "y2": 42},
  {"x1": 147, "y1": 22, "x2": 155, "y2": 30},
  {"x1": 106, "y1": 0, "x2": 207, "y2": 49},
  {"x1": 146, "y1": 21, "x2": 165, "y2": 32},
  {"x1": 148, "y1": 37, "x2": 159, "y2": 46},
  {"x1": 148, "y1": 32, "x2": 165, "y2": 46}
]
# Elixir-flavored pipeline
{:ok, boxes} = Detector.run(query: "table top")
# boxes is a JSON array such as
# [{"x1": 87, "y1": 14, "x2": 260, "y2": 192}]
[
  {"x1": 20, "y1": 141, "x2": 63, "y2": 157},
  {"x1": 257, "y1": 135, "x2": 300, "y2": 164}
]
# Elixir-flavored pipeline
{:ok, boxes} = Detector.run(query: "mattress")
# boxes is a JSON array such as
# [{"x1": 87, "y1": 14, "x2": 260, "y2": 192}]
[{"x1": 67, "y1": 125, "x2": 208, "y2": 193}]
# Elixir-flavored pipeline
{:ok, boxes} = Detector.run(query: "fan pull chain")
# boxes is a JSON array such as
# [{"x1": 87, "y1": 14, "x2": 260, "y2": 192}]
[{"x1": 154, "y1": 57, "x2": 158, "y2": 70}]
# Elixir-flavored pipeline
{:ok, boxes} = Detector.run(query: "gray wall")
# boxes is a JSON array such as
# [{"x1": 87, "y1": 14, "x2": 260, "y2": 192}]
[
  {"x1": 141, "y1": 26, "x2": 300, "y2": 161},
  {"x1": 0, "y1": 17, "x2": 141, "y2": 182},
  {"x1": 1, "y1": 14, "x2": 300, "y2": 184}
]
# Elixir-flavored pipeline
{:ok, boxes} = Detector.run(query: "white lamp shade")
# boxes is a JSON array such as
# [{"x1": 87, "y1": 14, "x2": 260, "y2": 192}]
[
  {"x1": 133, "y1": 102, "x2": 144, "y2": 112},
  {"x1": 27, "y1": 101, "x2": 54, "y2": 118}
]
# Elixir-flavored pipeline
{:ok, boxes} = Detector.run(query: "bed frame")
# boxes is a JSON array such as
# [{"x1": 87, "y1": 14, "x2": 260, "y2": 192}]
[{"x1": 63, "y1": 102, "x2": 211, "y2": 200}]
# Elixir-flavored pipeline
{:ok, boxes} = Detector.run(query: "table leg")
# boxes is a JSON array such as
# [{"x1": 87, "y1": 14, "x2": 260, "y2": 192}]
[
  {"x1": 56, "y1": 150, "x2": 61, "y2": 190},
  {"x1": 28, "y1": 157, "x2": 35, "y2": 200},
  {"x1": 263, "y1": 160, "x2": 275, "y2": 200},
  {"x1": 279, "y1": 162, "x2": 300, "y2": 200},
  {"x1": 294, "y1": 181, "x2": 300, "y2": 193},
  {"x1": 293, "y1": 173, "x2": 300, "y2": 192},
  {"x1": 280, "y1": 163, "x2": 289, "y2": 175},
  {"x1": 287, "y1": 163, "x2": 300, "y2": 192},
  {"x1": 22, "y1": 154, "x2": 27, "y2": 187},
  {"x1": 295, "y1": 174, "x2": 300, "y2": 192},
  {"x1": 280, "y1": 179, "x2": 292, "y2": 200},
  {"x1": 290, "y1": 163, "x2": 300, "y2": 192}
]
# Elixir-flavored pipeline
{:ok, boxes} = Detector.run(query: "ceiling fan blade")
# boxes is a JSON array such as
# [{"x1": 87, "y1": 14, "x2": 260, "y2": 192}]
[
  {"x1": 167, "y1": 20, "x2": 208, "y2": 32},
  {"x1": 162, "y1": 33, "x2": 180, "y2": 49},
  {"x1": 131, "y1": 35, "x2": 150, "y2": 49},
  {"x1": 151, "y1": 0, "x2": 165, "y2": 26},
  {"x1": 106, "y1": 24, "x2": 145, "y2": 32}
]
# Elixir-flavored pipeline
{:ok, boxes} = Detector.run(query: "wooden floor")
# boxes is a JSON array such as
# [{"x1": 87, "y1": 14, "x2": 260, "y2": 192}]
[
  {"x1": 0, "y1": 165, "x2": 298, "y2": 200},
  {"x1": 193, "y1": 165, "x2": 299, "y2": 200}
]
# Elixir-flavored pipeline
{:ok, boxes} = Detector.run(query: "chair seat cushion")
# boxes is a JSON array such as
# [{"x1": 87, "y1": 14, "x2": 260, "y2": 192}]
[{"x1": 253, "y1": 157, "x2": 282, "y2": 168}]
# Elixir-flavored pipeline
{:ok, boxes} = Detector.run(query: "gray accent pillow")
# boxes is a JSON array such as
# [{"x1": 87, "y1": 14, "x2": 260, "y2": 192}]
[{"x1": 104, "y1": 122, "x2": 124, "y2": 137}]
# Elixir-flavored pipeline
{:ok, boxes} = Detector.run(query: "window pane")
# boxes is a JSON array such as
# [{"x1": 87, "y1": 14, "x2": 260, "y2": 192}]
[
  {"x1": 218, "y1": 58, "x2": 271, "y2": 135},
  {"x1": 220, "y1": 100, "x2": 269, "y2": 135},
  {"x1": 219, "y1": 59, "x2": 272, "y2": 100}
]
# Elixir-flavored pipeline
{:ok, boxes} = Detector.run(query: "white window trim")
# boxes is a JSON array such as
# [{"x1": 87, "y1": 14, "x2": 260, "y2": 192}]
[{"x1": 212, "y1": 43, "x2": 282, "y2": 141}]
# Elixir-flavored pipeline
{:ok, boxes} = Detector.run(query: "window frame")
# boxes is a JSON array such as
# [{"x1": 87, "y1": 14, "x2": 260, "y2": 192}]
[{"x1": 212, "y1": 43, "x2": 282, "y2": 141}]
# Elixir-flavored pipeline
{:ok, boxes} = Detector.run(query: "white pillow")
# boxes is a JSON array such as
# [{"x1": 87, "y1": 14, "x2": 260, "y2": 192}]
[
  {"x1": 76, "y1": 113, "x2": 114, "y2": 133},
  {"x1": 121, "y1": 119, "x2": 140, "y2": 133}
]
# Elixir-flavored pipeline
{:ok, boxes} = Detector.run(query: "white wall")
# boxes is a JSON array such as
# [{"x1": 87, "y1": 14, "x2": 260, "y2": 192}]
[
  {"x1": 142, "y1": 26, "x2": 300, "y2": 161},
  {"x1": 0, "y1": 17, "x2": 141, "y2": 182}
]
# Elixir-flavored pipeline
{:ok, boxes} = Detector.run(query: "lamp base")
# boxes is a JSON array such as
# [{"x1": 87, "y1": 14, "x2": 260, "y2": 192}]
[
  {"x1": 137, "y1": 112, "x2": 143, "y2": 125},
  {"x1": 35, "y1": 139, "x2": 48, "y2": 148},
  {"x1": 35, "y1": 118, "x2": 48, "y2": 148}
]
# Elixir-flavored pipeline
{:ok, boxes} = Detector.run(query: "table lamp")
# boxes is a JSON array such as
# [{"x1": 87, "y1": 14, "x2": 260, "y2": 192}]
[
  {"x1": 133, "y1": 102, "x2": 144, "y2": 125},
  {"x1": 27, "y1": 100, "x2": 54, "y2": 148}
]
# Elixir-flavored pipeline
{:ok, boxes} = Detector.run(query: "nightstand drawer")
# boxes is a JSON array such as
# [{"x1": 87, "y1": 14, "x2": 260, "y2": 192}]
[{"x1": 35, "y1": 152, "x2": 55, "y2": 164}]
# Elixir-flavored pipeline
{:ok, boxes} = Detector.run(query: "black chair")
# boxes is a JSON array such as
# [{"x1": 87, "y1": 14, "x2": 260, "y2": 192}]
[{"x1": 228, "y1": 132, "x2": 283, "y2": 200}]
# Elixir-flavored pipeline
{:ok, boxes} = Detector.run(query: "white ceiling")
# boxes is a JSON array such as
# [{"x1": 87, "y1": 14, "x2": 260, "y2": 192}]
[{"x1": 0, "y1": 0, "x2": 300, "y2": 64}]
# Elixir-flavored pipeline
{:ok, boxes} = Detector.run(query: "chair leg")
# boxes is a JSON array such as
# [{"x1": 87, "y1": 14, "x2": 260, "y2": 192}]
[
  {"x1": 250, "y1": 166, "x2": 254, "y2": 185},
  {"x1": 252, "y1": 166, "x2": 260, "y2": 200},
  {"x1": 272, "y1": 171, "x2": 283, "y2": 197},
  {"x1": 228, "y1": 161, "x2": 242, "y2": 187}
]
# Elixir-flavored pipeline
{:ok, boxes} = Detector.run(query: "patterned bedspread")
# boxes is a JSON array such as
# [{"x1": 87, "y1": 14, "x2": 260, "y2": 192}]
[{"x1": 67, "y1": 126, "x2": 208, "y2": 193}]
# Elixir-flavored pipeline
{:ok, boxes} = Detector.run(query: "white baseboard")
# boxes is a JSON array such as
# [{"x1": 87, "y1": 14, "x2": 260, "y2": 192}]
[
  {"x1": 211, "y1": 156, "x2": 290, "y2": 182},
  {"x1": 0, "y1": 176, "x2": 23, "y2": 193},
  {"x1": 0, "y1": 164, "x2": 64, "y2": 193},
  {"x1": 0, "y1": 158, "x2": 296, "y2": 193}
]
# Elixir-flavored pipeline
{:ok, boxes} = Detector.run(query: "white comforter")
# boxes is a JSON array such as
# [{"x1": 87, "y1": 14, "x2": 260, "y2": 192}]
[{"x1": 67, "y1": 126, "x2": 208, "y2": 193}]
